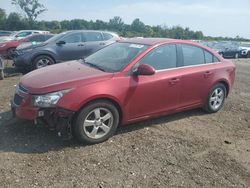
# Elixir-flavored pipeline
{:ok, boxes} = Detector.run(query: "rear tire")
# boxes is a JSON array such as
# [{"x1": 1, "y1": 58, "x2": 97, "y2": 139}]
[
  {"x1": 73, "y1": 100, "x2": 119, "y2": 144},
  {"x1": 33, "y1": 55, "x2": 55, "y2": 70},
  {"x1": 204, "y1": 83, "x2": 227, "y2": 113}
]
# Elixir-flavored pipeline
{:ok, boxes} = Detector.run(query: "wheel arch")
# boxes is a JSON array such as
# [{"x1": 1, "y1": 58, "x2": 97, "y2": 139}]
[
  {"x1": 31, "y1": 53, "x2": 56, "y2": 66},
  {"x1": 216, "y1": 79, "x2": 230, "y2": 97},
  {"x1": 75, "y1": 96, "x2": 124, "y2": 126}
]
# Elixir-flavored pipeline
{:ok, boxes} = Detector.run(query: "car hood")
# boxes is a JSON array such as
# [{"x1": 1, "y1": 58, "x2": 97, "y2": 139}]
[
  {"x1": 17, "y1": 42, "x2": 47, "y2": 50},
  {"x1": 20, "y1": 60, "x2": 114, "y2": 94}
]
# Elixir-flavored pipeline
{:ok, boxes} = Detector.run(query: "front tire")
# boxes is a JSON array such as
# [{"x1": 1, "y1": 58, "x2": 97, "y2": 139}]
[
  {"x1": 7, "y1": 47, "x2": 16, "y2": 59},
  {"x1": 0, "y1": 69, "x2": 4, "y2": 80},
  {"x1": 204, "y1": 83, "x2": 227, "y2": 113},
  {"x1": 33, "y1": 55, "x2": 55, "y2": 70},
  {"x1": 73, "y1": 100, "x2": 119, "y2": 144},
  {"x1": 247, "y1": 52, "x2": 250, "y2": 58}
]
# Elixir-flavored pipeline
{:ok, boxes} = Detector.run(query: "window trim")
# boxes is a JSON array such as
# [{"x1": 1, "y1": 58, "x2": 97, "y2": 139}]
[
  {"x1": 155, "y1": 61, "x2": 221, "y2": 73},
  {"x1": 129, "y1": 43, "x2": 221, "y2": 75}
]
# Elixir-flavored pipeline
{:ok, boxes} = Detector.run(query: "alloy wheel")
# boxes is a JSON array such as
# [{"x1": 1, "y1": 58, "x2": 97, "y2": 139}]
[
  {"x1": 36, "y1": 58, "x2": 51, "y2": 69},
  {"x1": 83, "y1": 107, "x2": 114, "y2": 139},
  {"x1": 209, "y1": 88, "x2": 225, "y2": 111}
]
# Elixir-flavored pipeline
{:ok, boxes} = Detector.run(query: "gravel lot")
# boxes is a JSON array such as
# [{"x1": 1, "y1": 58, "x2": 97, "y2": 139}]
[{"x1": 0, "y1": 59, "x2": 249, "y2": 188}]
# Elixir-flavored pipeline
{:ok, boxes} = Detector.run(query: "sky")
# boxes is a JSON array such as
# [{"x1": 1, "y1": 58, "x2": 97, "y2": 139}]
[{"x1": 0, "y1": 0, "x2": 249, "y2": 38}]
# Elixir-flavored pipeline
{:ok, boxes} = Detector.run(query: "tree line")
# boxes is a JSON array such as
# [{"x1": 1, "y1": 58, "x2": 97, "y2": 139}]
[{"x1": 0, "y1": 7, "x2": 249, "y2": 42}]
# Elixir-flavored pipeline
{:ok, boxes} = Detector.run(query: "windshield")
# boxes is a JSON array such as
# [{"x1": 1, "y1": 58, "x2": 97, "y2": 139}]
[{"x1": 84, "y1": 42, "x2": 148, "y2": 72}]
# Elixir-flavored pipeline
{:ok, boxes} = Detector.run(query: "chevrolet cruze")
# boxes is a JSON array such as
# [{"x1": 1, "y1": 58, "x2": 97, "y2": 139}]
[{"x1": 11, "y1": 38, "x2": 236, "y2": 144}]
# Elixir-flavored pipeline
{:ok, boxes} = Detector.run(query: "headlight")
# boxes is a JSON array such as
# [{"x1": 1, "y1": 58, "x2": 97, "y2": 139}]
[
  {"x1": 0, "y1": 43, "x2": 6, "y2": 48},
  {"x1": 32, "y1": 89, "x2": 72, "y2": 108}
]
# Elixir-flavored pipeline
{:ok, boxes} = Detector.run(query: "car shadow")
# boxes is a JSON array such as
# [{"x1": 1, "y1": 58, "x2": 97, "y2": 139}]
[{"x1": 0, "y1": 108, "x2": 206, "y2": 154}]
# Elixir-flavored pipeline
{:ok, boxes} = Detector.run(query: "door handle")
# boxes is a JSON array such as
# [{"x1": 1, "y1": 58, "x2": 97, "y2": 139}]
[
  {"x1": 99, "y1": 42, "x2": 106, "y2": 45},
  {"x1": 169, "y1": 78, "x2": 180, "y2": 85},
  {"x1": 204, "y1": 71, "x2": 213, "y2": 78},
  {"x1": 78, "y1": 44, "x2": 84, "y2": 47}
]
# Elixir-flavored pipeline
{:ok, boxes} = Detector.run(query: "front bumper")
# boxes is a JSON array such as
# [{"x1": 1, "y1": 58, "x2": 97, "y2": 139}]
[
  {"x1": 11, "y1": 87, "x2": 75, "y2": 137},
  {"x1": 0, "y1": 49, "x2": 8, "y2": 58},
  {"x1": 13, "y1": 52, "x2": 32, "y2": 68}
]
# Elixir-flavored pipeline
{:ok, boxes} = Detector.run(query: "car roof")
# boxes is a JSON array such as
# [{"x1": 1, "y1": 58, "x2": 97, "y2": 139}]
[
  {"x1": 65, "y1": 30, "x2": 118, "y2": 35},
  {"x1": 119, "y1": 37, "x2": 187, "y2": 46}
]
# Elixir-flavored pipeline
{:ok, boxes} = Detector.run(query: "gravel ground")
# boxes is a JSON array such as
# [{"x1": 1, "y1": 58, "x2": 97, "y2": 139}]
[{"x1": 0, "y1": 59, "x2": 249, "y2": 188}]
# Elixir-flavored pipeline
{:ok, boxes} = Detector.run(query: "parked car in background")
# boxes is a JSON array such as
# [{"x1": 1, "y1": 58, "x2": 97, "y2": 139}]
[
  {"x1": 218, "y1": 47, "x2": 244, "y2": 58},
  {"x1": 0, "y1": 30, "x2": 14, "y2": 37},
  {"x1": 11, "y1": 38, "x2": 235, "y2": 144},
  {"x1": 16, "y1": 34, "x2": 54, "y2": 50},
  {"x1": 239, "y1": 46, "x2": 250, "y2": 58},
  {"x1": 0, "y1": 30, "x2": 50, "y2": 43},
  {"x1": 13, "y1": 30, "x2": 120, "y2": 70},
  {"x1": 0, "y1": 34, "x2": 53, "y2": 59}
]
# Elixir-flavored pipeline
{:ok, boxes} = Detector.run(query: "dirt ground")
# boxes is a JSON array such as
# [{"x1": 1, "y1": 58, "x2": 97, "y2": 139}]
[{"x1": 0, "y1": 59, "x2": 249, "y2": 188}]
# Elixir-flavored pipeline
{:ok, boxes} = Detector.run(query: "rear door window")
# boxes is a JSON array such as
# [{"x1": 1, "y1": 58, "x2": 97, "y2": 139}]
[
  {"x1": 83, "y1": 32, "x2": 103, "y2": 42},
  {"x1": 182, "y1": 44, "x2": 205, "y2": 66},
  {"x1": 62, "y1": 33, "x2": 82, "y2": 43}
]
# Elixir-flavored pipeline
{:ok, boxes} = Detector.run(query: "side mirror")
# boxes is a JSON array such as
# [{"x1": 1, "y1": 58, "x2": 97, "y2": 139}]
[
  {"x1": 133, "y1": 64, "x2": 155, "y2": 76},
  {"x1": 56, "y1": 40, "x2": 66, "y2": 45}
]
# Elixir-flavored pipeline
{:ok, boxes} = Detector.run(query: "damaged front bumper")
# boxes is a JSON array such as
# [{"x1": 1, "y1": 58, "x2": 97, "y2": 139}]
[{"x1": 11, "y1": 91, "x2": 75, "y2": 138}]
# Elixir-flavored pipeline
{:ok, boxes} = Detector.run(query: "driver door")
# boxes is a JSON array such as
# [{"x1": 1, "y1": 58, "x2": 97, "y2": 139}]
[
  {"x1": 127, "y1": 44, "x2": 181, "y2": 120},
  {"x1": 55, "y1": 32, "x2": 85, "y2": 61}
]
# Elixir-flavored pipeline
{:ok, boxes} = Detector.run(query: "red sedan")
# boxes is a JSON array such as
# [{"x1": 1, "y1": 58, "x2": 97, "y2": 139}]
[
  {"x1": 11, "y1": 38, "x2": 236, "y2": 144},
  {"x1": 0, "y1": 34, "x2": 53, "y2": 58}
]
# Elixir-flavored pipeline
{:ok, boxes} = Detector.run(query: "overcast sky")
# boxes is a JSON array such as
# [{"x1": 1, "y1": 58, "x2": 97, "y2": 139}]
[{"x1": 0, "y1": 0, "x2": 249, "y2": 38}]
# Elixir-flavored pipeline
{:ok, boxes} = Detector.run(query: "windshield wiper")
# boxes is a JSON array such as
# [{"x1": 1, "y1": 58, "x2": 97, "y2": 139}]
[{"x1": 82, "y1": 59, "x2": 106, "y2": 72}]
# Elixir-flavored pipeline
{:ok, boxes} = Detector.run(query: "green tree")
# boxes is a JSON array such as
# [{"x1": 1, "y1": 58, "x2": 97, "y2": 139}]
[
  {"x1": 109, "y1": 16, "x2": 124, "y2": 32},
  {"x1": 5, "y1": 12, "x2": 27, "y2": 30},
  {"x1": 0, "y1": 8, "x2": 6, "y2": 29},
  {"x1": 131, "y1": 18, "x2": 145, "y2": 33},
  {"x1": 11, "y1": 0, "x2": 47, "y2": 23}
]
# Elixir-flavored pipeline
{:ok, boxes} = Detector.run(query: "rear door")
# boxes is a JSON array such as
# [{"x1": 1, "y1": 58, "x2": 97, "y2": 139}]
[
  {"x1": 127, "y1": 44, "x2": 181, "y2": 119},
  {"x1": 56, "y1": 32, "x2": 85, "y2": 61},
  {"x1": 82, "y1": 31, "x2": 107, "y2": 58},
  {"x1": 178, "y1": 44, "x2": 219, "y2": 108}
]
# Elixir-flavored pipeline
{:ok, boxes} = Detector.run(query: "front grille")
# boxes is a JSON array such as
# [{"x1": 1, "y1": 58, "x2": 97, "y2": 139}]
[{"x1": 13, "y1": 94, "x2": 23, "y2": 106}]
